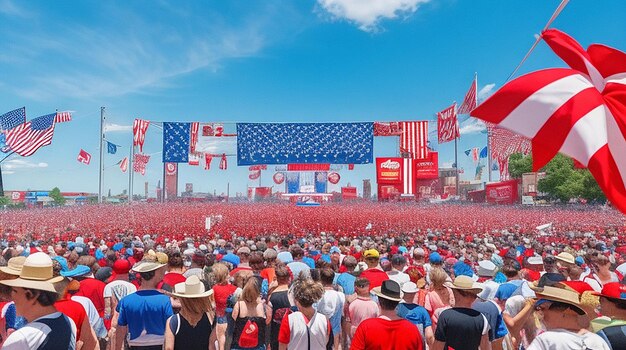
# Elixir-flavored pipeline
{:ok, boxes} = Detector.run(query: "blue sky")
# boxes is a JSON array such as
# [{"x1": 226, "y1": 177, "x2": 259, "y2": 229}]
[{"x1": 0, "y1": 0, "x2": 625, "y2": 196}]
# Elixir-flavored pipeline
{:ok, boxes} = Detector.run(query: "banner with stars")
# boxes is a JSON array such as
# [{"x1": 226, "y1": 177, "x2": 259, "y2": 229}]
[{"x1": 236, "y1": 123, "x2": 373, "y2": 165}]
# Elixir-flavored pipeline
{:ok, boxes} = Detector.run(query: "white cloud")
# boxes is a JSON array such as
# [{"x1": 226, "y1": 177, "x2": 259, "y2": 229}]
[
  {"x1": 478, "y1": 83, "x2": 496, "y2": 102},
  {"x1": 317, "y1": 0, "x2": 430, "y2": 32},
  {"x1": 3, "y1": 159, "x2": 48, "y2": 171},
  {"x1": 459, "y1": 118, "x2": 486, "y2": 135},
  {"x1": 440, "y1": 161, "x2": 453, "y2": 168},
  {"x1": 104, "y1": 123, "x2": 133, "y2": 133}
]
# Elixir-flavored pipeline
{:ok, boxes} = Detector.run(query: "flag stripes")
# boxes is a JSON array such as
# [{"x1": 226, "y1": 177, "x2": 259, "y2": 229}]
[
  {"x1": 133, "y1": 119, "x2": 150, "y2": 152},
  {"x1": 54, "y1": 111, "x2": 72, "y2": 123},
  {"x1": 5, "y1": 114, "x2": 56, "y2": 157},
  {"x1": 399, "y1": 121, "x2": 428, "y2": 159},
  {"x1": 403, "y1": 158, "x2": 414, "y2": 195},
  {"x1": 471, "y1": 29, "x2": 626, "y2": 214},
  {"x1": 457, "y1": 77, "x2": 477, "y2": 114}
]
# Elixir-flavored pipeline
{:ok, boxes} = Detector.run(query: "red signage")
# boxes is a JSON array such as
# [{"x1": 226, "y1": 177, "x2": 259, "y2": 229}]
[
  {"x1": 165, "y1": 163, "x2": 178, "y2": 200},
  {"x1": 414, "y1": 152, "x2": 438, "y2": 179},
  {"x1": 376, "y1": 158, "x2": 403, "y2": 184},
  {"x1": 341, "y1": 187, "x2": 357, "y2": 200},
  {"x1": 486, "y1": 180, "x2": 519, "y2": 204}
]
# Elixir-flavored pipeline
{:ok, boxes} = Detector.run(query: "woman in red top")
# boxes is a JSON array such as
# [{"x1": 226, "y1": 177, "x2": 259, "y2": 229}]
[
  {"x1": 211, "y1": 263, "x2": 237, "y2": 350},
  {"x1": 54, "y1": 278, "x2": 99, "y2": 350}
]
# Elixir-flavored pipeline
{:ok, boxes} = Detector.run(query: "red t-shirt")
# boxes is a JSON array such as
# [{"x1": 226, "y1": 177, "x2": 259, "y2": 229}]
[
  {"x1": 55, "y1": 298, "x2": 87, "y2": 340},
  {"x1": 360, "y1": 269, "x2": 389, "y2": 290},
  {"x1": 350, "y1": 317, "x2": 423, "y2": 350},
  {"x1": 260, "y1": 268, "x2": 275, "y2": 283},
  {"x1": 75, "y1": 278, "x2": 106, "y2": 317},
  {"x1": 159, "y1": 272, "x2": 186, "y2": 289},
  {"x1": 212, "y1": 283, "x2": 237, "y2": 317}
]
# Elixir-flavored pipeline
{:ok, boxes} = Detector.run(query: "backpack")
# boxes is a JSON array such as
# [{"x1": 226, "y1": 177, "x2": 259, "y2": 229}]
[
  {"x1": 273, "y1": 307, "x2": 292, "y2": 325},
  {"x1": 238, "y1": 319, "x2": 259, "y2": 348}
]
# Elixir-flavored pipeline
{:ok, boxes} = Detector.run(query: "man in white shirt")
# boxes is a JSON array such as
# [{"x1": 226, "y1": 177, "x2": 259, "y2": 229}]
[{"x1": 387, "y1": 254, "x2": 410, "y2": 287}]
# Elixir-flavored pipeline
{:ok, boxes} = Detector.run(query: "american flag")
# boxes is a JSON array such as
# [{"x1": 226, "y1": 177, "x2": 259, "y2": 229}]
[
  {"x1": 133, "y1": 119, "x2": 150, "y2": 152},
  {"x1": 0, "y1": 107, "x2": 26, "y2": 131},
  {"x1": 54, "y1": 111, "x2": 72, "y2": 123},
  {"x1": 5, "y1": 113, "x2": 56, "y2": 157},
  {"x1": 457, "y1": 77, "x2": 477, "y2": 114},
  {"x1": 471, "y1": 29, "x2": 626, "y2": 213},
  {"x1": 399, "y1": 121, "x2": 429, "y2": 159}
]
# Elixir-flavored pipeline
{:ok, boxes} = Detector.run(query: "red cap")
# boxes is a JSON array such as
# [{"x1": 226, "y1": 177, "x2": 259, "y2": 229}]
[
  {"x1": 561, "y1": 280, "x2": 594, "y2": 295},
  {"x1": 592, "y1": 282, "x2": 626, "y2": 300},
  {"x1": 113, "y1": 259, "x2": 132, "y2": 274}
]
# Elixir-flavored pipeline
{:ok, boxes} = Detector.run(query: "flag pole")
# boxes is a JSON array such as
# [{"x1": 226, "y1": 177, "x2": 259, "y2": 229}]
[
  {"x1": 98, "y1": 107, "x2": 105, "y2": 204},
  {"x1": 128, "y1": 145, "x2": 133, "y2": 204}
]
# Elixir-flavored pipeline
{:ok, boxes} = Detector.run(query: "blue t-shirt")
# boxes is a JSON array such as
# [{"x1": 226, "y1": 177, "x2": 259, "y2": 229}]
[
  {"x1": 472, "y1": 300, "x2": 508, "y2": 340},
  {"x1": 302, "y1": 257, "x2": 316, "y2": 269},
  {"x1": 336, "y1": 272, "x2": 356, "y2": 295},
  {"x1": 116, "y1": 290, "x2": 173, "y2": 341},
  {"x1": 397, "y1": 303, "x2": 432, "y2": 328}
]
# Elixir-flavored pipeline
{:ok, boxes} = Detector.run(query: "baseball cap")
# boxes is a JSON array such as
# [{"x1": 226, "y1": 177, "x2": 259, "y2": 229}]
[
  {"x1": 113, "y1": 259, "x2": 132, "y2": 274},
  {"x1": 363, "y1": 249, "x2": 380, "y2": 259}
]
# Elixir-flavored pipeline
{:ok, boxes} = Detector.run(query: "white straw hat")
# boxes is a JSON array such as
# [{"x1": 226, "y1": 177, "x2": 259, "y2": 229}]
[
  {"x1": 0, "y1": 253, "x2": 63, "y2": 293},
  {"x1": 171, "y1": 275, "x2": 213, "y2": 298}
]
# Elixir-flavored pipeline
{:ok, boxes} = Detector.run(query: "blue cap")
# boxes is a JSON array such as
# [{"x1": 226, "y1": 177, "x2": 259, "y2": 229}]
[
  {"x1": 398, "y1": 246, "x2": 408, "y2": 254},
  {"x1": 277, "y1": 251, "x2": 293, "y2": 264},
  {"x1": 221, "y1": 253, "x2": 240, "y2": 267},
  {"x1": 125, "y1": 248, "x2": 133, "y2": 257},
  {"x1": 575, "y1": 256, "x2": 584, "y2": 266},
  {"x1": 453, "y1": 261, "x2": 473, "y2": 278},
  {"x1": 61, "y1": 264, "x2": 90, "y2": 278},
  {"x1": 52, "y1": 256, "x2": 69, "y2": 273},
  {"x1": 112, "y1": 242, "x2": 124, "y2": 252},
  {"x1": 429, "y1": 252, "x2": 443, "y2": 264},
  {"x1": 330, "y1": 246, "x2": 341, "y2": 254}
]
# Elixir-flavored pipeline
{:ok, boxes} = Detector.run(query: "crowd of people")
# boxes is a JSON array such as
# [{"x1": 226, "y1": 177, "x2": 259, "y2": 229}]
[{"x1": 0, "y1": 202, "x2": 625, "y2": 349}]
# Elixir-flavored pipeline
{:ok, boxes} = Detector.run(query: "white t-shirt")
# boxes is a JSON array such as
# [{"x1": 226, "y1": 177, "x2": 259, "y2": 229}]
[
  {"x1": 2, "y1": 312, "x2": 77, "y2": 350},
  {"x1": 103, "y1": 280, "x2": 137, "y2": 300},
  {"x1": 317, "y1": 289, "x2": 345, "y2": 318},
  {"x1": 387, "y1": 270, "x2": 410, "y2": 287},
  {"x1": 527, "y1": 329, "x2": 610, "y2": 350},
  {"x1": 71, "y1": 295, "x2": 107, "y2": 338}
]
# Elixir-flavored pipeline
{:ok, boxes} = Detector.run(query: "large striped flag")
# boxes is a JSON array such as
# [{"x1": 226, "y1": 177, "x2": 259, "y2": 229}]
[
  {"x1": 189, "y1": 121, "x2": 199, "y2": 153},
  {"x1": 437, "y1": 103, "x2": 459, "y2": 144},
  {"x1": 457, "y1": 77, "x2": 478, "y2": 114},
  {"x1": 5, "y1": 113, "x2": 56, "y2": 157},
  {"x1": 471, "y1": 29, "x2": 626, "y2": 213},
  {"x1": 54, "y1": 111, "x2": 72, "y2": 123},
  {"x1": 133, "y1": 119, "x2": 150, "y2": 152},
  {"x1": 399, "y1": 121, "x2": 429, "y2": 159}
]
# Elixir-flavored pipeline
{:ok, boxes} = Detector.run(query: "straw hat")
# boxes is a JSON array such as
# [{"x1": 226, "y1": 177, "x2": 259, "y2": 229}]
[
  {"x1": 0, "y1": 256, "x2": 26, "y2": 276},
  {"x1": 555, "y1": 252, "x2": 575, "y2": 265},
  {"x1": 0, "y1": 253, "x2": 63, "y2": 293},
  {"x1": 446, "y1": 275, "x2": 484, "y2": 294},
  {"x1": 531, "y1": 285, "x2": 586, "y2": 314},
  {"x1": 132, "y1": 260, "x2": 166, "y2": 273},
  {"x1": 171, "y1": 275, "x2": 213, "y2": 298}
]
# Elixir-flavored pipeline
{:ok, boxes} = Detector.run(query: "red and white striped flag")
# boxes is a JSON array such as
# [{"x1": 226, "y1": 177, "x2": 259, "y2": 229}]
[
  {"x1": 190, "y1": 122, "x2": 199, "y2": 153},
  {"x1": 120, "y1": 157, "x2": 129, "y2": 172},
  {"x1": 399, "y1": 121, "x2": 429, "y2": 159},
  {"x1": 219, "y1": 153, "x2": 227, "y2": 170},
  {"x1": 133, "y1": 119, "x2": 150, "y2": 152},
  {"x1": 54, "y1": 111, "x2": 72, "y2": 123},
  {"x1": 457, "y1": 77, "x2": 477, "y2": 114},
  {"x1": 471, "y1": 29, "x2": 626, "y2": 213},
  {"x1": 437, "y1": 103, "x2": 459, "y2": 144}
]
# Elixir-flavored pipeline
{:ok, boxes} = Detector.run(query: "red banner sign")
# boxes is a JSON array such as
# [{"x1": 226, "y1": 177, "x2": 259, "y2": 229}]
[
  {"x1": 486, "y1": 180, "x2": 519, "y2": 204},
  {"x1": 165, "y1": 163, "x2": 178, "y2": 200},
  {"x1": 376, "y1": 158, "x2": 403, "y2": 184},
  {"x1": 414, "y1": 152, "x2": 438, "y2": 179},
  {"x1": 437, "y1": 103, "x2": 459, "y2": 144},
  {"x1": 341, "y1": 187, "x2": 357, "y2": 199},
  {"x1": 287, "y1": 163, "x2": 330, "y2": 171}
]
